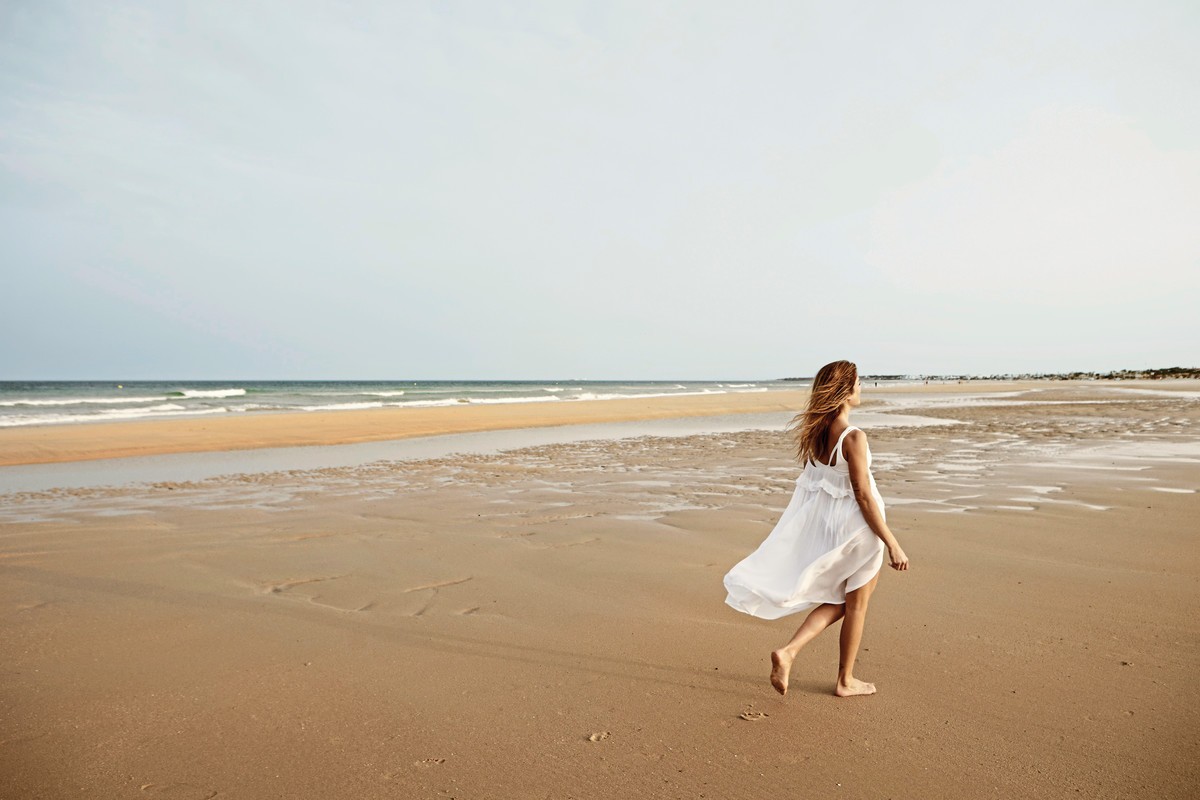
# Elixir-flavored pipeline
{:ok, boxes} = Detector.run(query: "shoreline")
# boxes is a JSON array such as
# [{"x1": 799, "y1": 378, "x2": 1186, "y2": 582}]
[
  {"x1": 0, "y1": 390, "x2": 807, "y2": 467},
  {"x1": 2, "y1": 379, "x2": 1196, "y2": 467}
]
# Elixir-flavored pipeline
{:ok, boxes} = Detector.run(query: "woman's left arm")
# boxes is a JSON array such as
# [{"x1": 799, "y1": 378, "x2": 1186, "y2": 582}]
[{"x1": 844, "y1": 430, "x2": 909, "y2": 571}]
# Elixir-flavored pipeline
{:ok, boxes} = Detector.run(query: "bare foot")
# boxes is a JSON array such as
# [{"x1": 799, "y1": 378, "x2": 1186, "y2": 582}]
[
  {"x1": 835, "y1": 678, "x2": 877, "y2": 697},
  {"x1": 770, "y1": 650, "x2": 792, "y2": 695}
]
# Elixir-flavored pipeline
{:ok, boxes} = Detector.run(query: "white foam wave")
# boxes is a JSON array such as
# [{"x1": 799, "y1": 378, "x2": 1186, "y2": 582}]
[
  {"x1": 465, "y1": 396, "x2": 561, "y2": 405},
  {"x1": 0, "y1": 395, "x2": 164, "y2": 407},
  {"x1": 377, "y1": 396, "x2": 564, "y2": 408},
  {"x1": 391, "y1": 399, "x2": 468, "y2": 408},
  {"x1": 324, "y1": 390, "x2": 408, "y2": 398},
  {"x1": 173, "y1": 388, "x2": 246, "y2": 399},
  {"x1": 327, "y1": 391, "x2": 408, "y2": 397},
  {"x1": 574, "y1": 389, "x2": 723, "y2": 402},
  {"x1": 298, "y1": 401, "x2": 386, "y2": 412},
  {"x1": 0, "y1": 405, "x2": 228, "y2": 427}
]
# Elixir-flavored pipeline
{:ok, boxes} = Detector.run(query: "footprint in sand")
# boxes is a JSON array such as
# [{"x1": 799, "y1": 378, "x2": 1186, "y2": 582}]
[
  {"x1": 260, "y1": 575, "x2": 344, "y2": 595},
  {"x1": 739, "y1": 711, "x2": 769, "y2": 721},
  {"x1": 400, "y1": 576, "x2": 473, "y2": 616},
  {"x1": 259, "y1": 575, "x2": 378, "y2": 613},
  {"x1": 587, "y1": 731, "x2": 611, "y2": 742}
]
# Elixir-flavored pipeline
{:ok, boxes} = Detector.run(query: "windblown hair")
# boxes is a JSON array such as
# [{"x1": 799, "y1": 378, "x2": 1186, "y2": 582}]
[{"x1": 788, "y1": 360, "x2": 858, "y2": 465}]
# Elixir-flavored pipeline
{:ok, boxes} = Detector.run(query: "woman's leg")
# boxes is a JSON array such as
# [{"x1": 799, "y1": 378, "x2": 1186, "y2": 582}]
[
  {"x1": 836, "y1": 572, "x2": 880, "y2": 697},
  {"x1": 770, "y1": 603, "x2": 846, "y2": 695}
]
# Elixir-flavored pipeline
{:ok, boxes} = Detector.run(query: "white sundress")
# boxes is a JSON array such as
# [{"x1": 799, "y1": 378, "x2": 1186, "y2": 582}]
[{"x1": 723, "y1": 425, "x2": 886, "y2": 620}]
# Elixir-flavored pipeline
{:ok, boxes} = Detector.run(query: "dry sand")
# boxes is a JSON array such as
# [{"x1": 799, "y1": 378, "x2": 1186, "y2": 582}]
[{"x1": 1, "y1": 382, "x2": 1198, "y2": 798}]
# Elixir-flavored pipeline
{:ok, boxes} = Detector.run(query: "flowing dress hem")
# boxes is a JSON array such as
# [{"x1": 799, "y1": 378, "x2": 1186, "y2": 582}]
[{"x1": 723, "y1": 529, "x2": 885, "y2": 620}]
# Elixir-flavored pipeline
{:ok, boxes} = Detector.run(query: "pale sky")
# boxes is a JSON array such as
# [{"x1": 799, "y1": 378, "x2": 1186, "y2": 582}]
[{"x1": 2, "y1": 1, "x2": 1197, "y2": 379}]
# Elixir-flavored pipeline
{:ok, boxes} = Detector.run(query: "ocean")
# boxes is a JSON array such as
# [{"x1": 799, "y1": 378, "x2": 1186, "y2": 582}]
[{"x1": 0, "y1": 380, "x2": 804, "y2": 428}]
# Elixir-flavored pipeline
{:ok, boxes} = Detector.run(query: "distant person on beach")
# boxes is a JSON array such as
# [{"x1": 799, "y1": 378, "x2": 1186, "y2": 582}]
[{"x1": 723, "y1": 360, "x2": 909, "y2": 697}]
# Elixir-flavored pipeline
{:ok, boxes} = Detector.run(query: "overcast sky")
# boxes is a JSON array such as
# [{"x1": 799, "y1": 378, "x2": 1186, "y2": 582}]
[{"x1": 2, "y1": 1, "x2": 1197, "y2": 379}]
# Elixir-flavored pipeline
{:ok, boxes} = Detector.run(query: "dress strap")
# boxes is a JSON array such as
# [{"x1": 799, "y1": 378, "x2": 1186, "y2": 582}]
[{"x1": 829, "y1": 425, "x2": 859, "y2": 467}]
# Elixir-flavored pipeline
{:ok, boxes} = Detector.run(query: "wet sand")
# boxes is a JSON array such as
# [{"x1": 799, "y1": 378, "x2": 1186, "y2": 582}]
[{"x1": 1, "y1": 382, "x2": 1198, "y2": 798}]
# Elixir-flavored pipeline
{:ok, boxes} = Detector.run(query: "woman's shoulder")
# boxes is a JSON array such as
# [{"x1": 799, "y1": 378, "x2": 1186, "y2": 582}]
[
  {"x1": 841, "y1": 426, "x2": 870, "y2": 451},
  {"x1": 838, "y1": 424, "x2": 867, "y2": 440}
]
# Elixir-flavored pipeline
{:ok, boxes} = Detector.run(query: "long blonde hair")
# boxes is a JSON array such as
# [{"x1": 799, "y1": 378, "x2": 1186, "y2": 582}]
[{"x1": 788, "y1": 360, "x2": 858, "y2": 464}]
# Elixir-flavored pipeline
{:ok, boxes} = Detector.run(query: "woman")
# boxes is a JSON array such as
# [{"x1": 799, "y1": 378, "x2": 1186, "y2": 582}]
[{"x1": 723, "y1": 360, "x2": 909, "y2": 697}]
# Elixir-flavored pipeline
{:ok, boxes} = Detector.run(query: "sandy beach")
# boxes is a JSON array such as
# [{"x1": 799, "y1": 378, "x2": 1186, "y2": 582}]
[{"x1": 2, "y1": 382, "x2": 1198, "y2": 798}]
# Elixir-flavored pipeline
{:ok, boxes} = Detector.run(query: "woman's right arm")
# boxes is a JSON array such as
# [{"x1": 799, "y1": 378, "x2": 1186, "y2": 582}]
[{"x1": 843, "y1": 430, "x2": 909, "y2": 571}]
